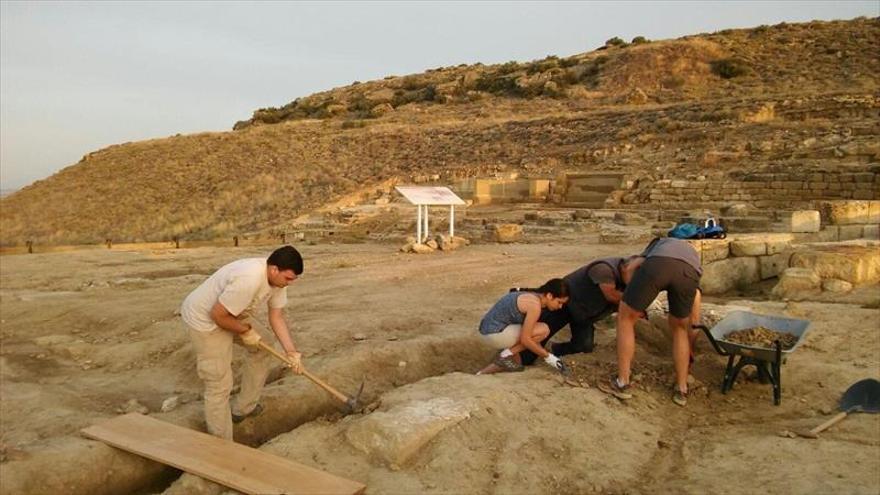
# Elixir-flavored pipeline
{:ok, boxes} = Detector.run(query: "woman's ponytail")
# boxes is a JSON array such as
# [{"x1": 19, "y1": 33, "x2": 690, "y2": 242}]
[{"x1": 513, "y1": 278, "x2": 569, "y2": 298}]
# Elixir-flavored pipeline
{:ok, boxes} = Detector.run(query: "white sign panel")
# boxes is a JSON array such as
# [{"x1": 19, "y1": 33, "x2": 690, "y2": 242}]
[{"x1": 395, "y1": 186, "x2": 465, "y2": 206}]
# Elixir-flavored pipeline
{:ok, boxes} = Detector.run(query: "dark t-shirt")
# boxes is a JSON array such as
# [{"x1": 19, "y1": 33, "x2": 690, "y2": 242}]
[
  {"x1": 587, "y1": 263, "x2": 616, "y2": 286},
  {"x1": 564, "y1": 257, "x2": 625, "y2": 324}
]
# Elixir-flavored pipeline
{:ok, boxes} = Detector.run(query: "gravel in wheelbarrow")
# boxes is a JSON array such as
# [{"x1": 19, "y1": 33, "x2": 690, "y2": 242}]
[
  {"x1": 722, "y1": 326, "x2": 799, "y2": 350},
  {"x1": 695, "y1": 310, "x2": 811, "y2": 405}
]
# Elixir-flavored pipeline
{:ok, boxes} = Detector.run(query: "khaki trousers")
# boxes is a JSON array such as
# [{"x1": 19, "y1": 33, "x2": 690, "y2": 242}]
[{"x1": 188, "y1": 318, "x2": 276, "y2": 440}]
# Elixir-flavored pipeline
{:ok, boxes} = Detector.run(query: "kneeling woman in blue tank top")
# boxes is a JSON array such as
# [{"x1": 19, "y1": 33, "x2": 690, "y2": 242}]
[{"x1": 477, "y1": 278, "x2": 570, "y2": 375}]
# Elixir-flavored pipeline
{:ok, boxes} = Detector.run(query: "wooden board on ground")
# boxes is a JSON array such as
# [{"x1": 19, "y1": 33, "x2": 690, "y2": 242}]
[{"x1": 81, "y1": 413, "x2": 365, "y2": 495}]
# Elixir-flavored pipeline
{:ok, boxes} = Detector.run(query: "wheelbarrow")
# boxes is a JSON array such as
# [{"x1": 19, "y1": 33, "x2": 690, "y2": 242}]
[{"x1": 694, "y1": 310, "x2": 811, "y2": 405}]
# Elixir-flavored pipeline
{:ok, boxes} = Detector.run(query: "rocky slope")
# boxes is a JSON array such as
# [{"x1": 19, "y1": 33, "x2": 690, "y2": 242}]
[{"x1": 1, "y1": 17, "x2": 877, "y2": 246}]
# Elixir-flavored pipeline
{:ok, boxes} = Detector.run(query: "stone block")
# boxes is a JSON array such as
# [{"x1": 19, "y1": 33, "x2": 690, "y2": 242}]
[
  {"x1": 701, "y1": 257, "x2": 760, "y2": 295},
  {"x1": 789, "y1": 246, "x2": 880, "y2": 284},
  {"x1": 613, "y1": 211, "x2": 646, "y2": 226},
  {"x1": 573, "y1": 209, "x2": 594, "y2": 220},
  {"x1": 818, "y1": 200, "x2": 876, "y2": 225},
  {"x1": 790, "y1": 210, "x2": 821, "y2": 233},
  {"x1": 864, "y1": 224, "x2": 880, "y2": 240},
  {"x1": 771, "y1": 268, "x2": 821, "y2": 299},
  {"x1": 760, "y1": 253, "x2": 791, "y2": 280},
  {"x1": 822, "y1": 279, "x2": 853, "y2": 293},
  {"x1": 411, "y1": 242, "x2": 435, "y2": 254},
  {"x1": 721, "y1": 203, "x2": 754, "y2": 217},
  {"x1": 493, "y1": 224, "x2": 523, "y2": 243},
  {"x1": 730, "y1": 239, "x2": 767, "y2": 256},
  {"x1": 599, "y1": 225, "x2": 653, "y2": 244},
  {"x1": 838, "y1": 224, "x2": 864, "y2": 241},
  {"x1": 438, "y1": 235, "x2": 469, "y2": 251},
  {"x1": 345, "y1": 397, "x2": 474, "y2": 468},
  {"x1": 766, "y1": 238, "x2": 792, "y2": 255},
  {"x1": 700, "y1": 239, "x2": 730, "y2": 263},
  {"x1": 793, "y1": 227, "x2": 839, "y2": 243},
  {"x1": 871, "y1": 202, "x2": 880, "y2": 223}
]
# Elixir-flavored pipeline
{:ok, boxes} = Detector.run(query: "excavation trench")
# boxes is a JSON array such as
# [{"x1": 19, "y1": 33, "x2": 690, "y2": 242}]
[{"x1": 0, "y1": 335, "x2": 488, "y2": 495}]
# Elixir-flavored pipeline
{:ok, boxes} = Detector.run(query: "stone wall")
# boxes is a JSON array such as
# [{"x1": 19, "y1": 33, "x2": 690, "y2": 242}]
[
  {"x1": 644, "y1": 170, "x2": 880, "y2": 209},
  {"x1": 454, "y1": 177, "x2": 550, "y2": 204},
  {"x1": 695, "y1": 234, "x2": 880, "y2": 296}
]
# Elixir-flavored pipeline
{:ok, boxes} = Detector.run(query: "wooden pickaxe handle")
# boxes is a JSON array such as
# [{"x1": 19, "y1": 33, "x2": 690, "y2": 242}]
[{"x1": 256, "y1": 341, "x2": 351, "y2": 405}]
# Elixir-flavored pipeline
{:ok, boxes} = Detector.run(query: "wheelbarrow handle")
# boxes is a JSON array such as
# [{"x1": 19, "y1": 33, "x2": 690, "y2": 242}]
[{"x1": 693, "y1": 324, "x2": 730, "y2": 356}]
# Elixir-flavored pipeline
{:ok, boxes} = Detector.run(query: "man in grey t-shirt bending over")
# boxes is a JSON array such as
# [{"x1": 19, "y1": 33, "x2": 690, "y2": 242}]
[
  {"x1": 609, "y1": 238, "x2": 702, "y2": 407},
  {"x1": 180, "y1": 245, "x2": 305, "y2": 440}
]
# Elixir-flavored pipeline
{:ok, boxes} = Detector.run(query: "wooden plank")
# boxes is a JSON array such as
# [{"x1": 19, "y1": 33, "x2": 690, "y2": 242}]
[{"x1": 81, "y1": 413, "x2": 365, "y2": 495}]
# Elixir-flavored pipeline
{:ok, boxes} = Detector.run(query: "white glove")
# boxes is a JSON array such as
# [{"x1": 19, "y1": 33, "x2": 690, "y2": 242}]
[
  {"x1": 544, "y1": 354, "x2": 569, "y2": 376},
  {"x1": 240, "y1": 328, "x2": 262, "y2": 347},
  {"x1": 285, "y1": 351, "x2": 303, "y2": 375}
]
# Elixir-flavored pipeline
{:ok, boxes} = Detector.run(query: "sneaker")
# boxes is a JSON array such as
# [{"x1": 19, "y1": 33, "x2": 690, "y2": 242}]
[
  {"x1": 493, "y1": 353, "x2": 524, "y2": 372},
  {"x1": 608, "y1": 377, "x2": 633, "y2": 400},
  {"x1": 232, "y1": 403, "x2": 264, "y2": 423},
  {"x1": 672, "y1": 389, "x2": 688, "y2": 407}
]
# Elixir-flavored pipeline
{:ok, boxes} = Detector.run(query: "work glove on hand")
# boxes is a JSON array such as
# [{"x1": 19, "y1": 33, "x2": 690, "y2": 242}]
[
  {"x1": 285, "y1": 351, "x2": 303, "y2": 375},
  {"x1": 240, "y1": 327, "x2": 262, "y2": 347},
  {"x1": 543, "y1": 353, "x2": 570, "y2": 376}
]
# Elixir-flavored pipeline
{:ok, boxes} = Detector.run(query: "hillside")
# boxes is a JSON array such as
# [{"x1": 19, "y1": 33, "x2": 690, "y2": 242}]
[{"x1": 1, "y1": 17, "x2": 878, "y2": 246}]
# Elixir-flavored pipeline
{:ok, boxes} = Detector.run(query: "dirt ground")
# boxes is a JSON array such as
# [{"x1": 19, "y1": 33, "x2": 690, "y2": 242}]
[{"x1": 1, "y1": 236, "x2": 878, "y2": 494}]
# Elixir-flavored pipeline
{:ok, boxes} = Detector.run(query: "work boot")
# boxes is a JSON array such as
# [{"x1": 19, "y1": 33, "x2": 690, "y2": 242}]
[
  {"x1": 493, "y1": 353, "x2": 524, "y2": 372},
  {"x1": 232, "y1": 403, "x2": 264, "y2": 423}
]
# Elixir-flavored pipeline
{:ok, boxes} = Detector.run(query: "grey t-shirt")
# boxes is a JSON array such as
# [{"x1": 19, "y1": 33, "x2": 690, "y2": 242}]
[{"x1": 642, "y1": 238, "x2": 702, "y2": 275}]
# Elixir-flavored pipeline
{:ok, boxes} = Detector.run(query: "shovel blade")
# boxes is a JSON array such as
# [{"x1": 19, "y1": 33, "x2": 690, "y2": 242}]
[{"x1": 840, "y1": 378, "x2": 880, "y2": 413}]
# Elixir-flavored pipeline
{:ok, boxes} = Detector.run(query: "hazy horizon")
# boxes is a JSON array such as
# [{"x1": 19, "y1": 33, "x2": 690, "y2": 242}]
[{"x1": 1, "y1": 0, "x2": 877, "y2": 191}]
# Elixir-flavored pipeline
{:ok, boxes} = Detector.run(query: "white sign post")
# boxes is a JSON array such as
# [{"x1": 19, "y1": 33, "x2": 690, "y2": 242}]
[{"x1": 395, "y1": 186, "x2": 466, "y2": 244}]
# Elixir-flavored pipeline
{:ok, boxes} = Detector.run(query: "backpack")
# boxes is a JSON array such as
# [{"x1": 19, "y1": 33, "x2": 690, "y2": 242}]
[
  {"x1": 668, "y1": 223, "x2": 700, "y2": 239},
  {"x1": 698, "y1": 217, "x2": 727, "y2": 239}
]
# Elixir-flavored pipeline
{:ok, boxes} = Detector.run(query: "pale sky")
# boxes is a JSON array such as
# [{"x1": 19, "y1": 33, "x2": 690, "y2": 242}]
[{"x1": 1, "y1": 1, "x2": 877, "y2": 191}]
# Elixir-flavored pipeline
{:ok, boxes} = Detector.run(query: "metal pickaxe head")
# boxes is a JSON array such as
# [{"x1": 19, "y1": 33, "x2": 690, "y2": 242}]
[{"x1": 343, "y1": 379, "x2": 366, "y2": 414}]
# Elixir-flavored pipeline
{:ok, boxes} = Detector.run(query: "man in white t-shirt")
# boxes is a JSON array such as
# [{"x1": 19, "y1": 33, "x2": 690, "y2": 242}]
[{"x1": 180, "y1": 245, "x2": 304, "y2": 440}]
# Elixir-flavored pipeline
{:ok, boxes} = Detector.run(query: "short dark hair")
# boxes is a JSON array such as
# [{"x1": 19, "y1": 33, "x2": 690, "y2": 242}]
[{"x1": 267, "y1": 245, "x2": 303, "y2": 275}]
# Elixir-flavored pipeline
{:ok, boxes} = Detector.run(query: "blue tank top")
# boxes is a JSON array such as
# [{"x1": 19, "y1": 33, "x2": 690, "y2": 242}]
[{"x1": 479, "y1": 291, "x2": 529, "y2": 335}]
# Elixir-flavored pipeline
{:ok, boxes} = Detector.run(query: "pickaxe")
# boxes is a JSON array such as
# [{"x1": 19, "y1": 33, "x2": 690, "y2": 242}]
[{"x1": 257, "y1": 342, "x2": 364, "y2": 414}]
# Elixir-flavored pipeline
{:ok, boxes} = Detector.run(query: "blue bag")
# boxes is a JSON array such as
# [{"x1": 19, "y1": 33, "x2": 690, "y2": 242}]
[
  {"x1": 668, "y1": 223, "x2": 700, "y2": 239},
  {"x1": 699, "y1": 217, "x2": 727, "y2": 239}
]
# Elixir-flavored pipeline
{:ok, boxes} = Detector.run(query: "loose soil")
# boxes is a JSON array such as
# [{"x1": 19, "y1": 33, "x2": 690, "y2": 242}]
[
  {"x1": 723, "y1": 326, "x2": 800, "y2": 350},
  {"x1": 1, "y1": 237, "x2": 878, "y2": 494}
]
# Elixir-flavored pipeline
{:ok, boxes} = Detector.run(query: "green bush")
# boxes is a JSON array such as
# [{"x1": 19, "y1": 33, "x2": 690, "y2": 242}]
[
  {"x1": 347, "y1": 95, "x2": 378, "y2": 117},
  {"x1": 474, "y1": 72, "x2": 522, "y2": 96},
  {"x1": 526, "y1": 55, "x2": 559, "y2": 74},
  {"x1": 497, "y1": 61, "x2": 522, "y2": 75},
  {"x1": 391, "y1": 85, "x2": 439, "y2": 107},
  {"x1": 400, "y1": 76, "x2": 425, "y2": 91},
  {"x1": 631, "y1": 36, "x2": 649, "y2": 45},
  {"x1": 561, "y1": 57, "x2": 580, "y2": 68},
  {"x1": 710, "y1": 58, "x2": 750, "y2": 79},
  {"x1": 605, "y1": 36, "x2": 627, "y2": 48}
]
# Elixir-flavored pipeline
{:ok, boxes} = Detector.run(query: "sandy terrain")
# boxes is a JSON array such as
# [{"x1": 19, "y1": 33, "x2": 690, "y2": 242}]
[{"x1": 1, "y1": 237, "x2": 878, "y2": 494}]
